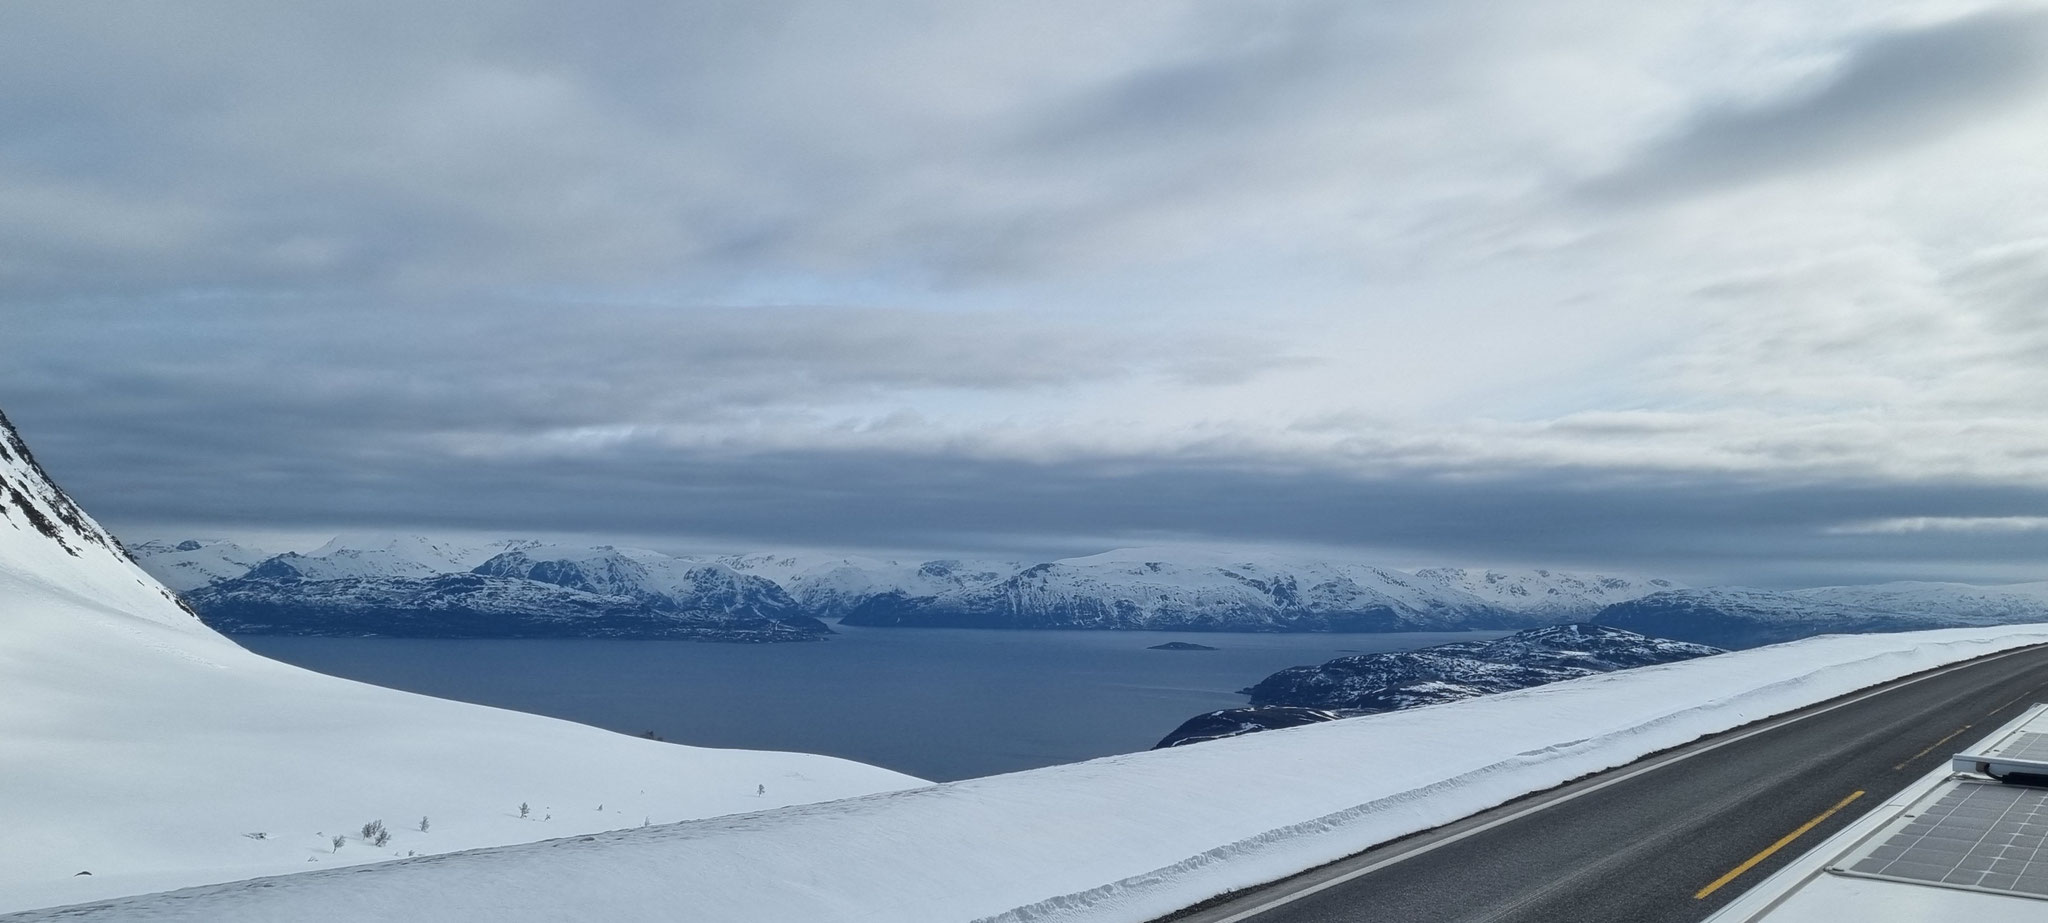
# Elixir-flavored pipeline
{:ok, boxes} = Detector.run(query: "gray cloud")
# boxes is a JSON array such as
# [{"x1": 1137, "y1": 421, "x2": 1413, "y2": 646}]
[
  {"x1": 7, "y1": 2, "x2": 2048, "y2": 588},
  {"x1": 1587, "y1": 10, "x2": 2048, "y2": 201},
  {"x1": 1, "y1": 300, "x2": 1295, "y2": 450},
  {"x1": 26, "y1": 403, "x2": 2048, "y2": 587}
]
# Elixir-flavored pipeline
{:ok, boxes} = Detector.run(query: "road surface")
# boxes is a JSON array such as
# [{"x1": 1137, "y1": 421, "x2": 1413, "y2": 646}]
[{"x1": 1165, "y1": 643, "x2": 2048, "y2": 923}]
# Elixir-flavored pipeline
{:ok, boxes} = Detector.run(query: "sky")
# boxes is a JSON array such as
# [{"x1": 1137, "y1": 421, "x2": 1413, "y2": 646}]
[{"x1": 5, "y1": 0, "x2": 2048, "y2": 586}]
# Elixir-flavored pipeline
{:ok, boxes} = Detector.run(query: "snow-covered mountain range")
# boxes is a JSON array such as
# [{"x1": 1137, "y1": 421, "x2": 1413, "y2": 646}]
[
  {"x1": 128, "y1": 533, "x2": 2048, "y2": 645},
  {"x1": 132, "y1": 540, "x2": 1686, "y2": 637},
  {"x1": 163, "y1": 540, "x2": 830, "y2": 641},
  {"x1": 834, "y1": 548, "x2": 1642, "y2": 632},
  {"x1": 1591, "y1": 583, "x2": 2048, "y2": 649},
  {"x1": 121, "y1": 539, "x2": 271, "y2": 592},
  {"x1": 0, "y1": 409, "x2": 922, "y2": 912}
]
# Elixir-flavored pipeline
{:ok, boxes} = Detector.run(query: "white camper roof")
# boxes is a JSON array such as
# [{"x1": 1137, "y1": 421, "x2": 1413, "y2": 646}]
[{"x1": 1707, "y1": 704, "x2": 2048, "y2": 921}]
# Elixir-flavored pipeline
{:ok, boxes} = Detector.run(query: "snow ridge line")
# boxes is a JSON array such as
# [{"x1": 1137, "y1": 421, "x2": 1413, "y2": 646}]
[{"x1": 973, "y1": 633, "x2": 2048, "y2": 923}]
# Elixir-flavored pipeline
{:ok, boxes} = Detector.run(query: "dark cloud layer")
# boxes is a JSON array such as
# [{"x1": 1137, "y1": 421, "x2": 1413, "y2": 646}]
[
  {"x1": 19, "y1": 392, "x2": 2048, "y2": 587},
  {"x1": 12, "y1": 329, "x2": 2048, "y2": 585},
  {"x1": 1589, "y1": 10, "x2": 2048, "y2": 200}
]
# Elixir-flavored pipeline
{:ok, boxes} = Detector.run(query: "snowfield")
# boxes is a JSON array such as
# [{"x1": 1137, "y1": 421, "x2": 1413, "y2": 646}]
[
  {"x1": 0, "y1": 413, "x2": 923, "y2": 915},
  {"x1": 16, "y1": 626, "x2": 2048, "y2": 922}
]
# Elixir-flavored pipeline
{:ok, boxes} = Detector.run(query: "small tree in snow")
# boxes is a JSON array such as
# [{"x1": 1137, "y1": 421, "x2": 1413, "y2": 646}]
[
  {"x1": 331, "y1": 835, "x2": 345, "y2": 853},
  {"x1": 361, "y1": 820, "x2": 386, "y2": 841},
  {"x1": 372, "y1": 827, "x2": 391, "y2": 847},
  {"x1": 418, "y1": 816, "x2": 430, "y2": 833},
  {"x1": 519, "y1": 802, "x2": 530, "y2": 818}
]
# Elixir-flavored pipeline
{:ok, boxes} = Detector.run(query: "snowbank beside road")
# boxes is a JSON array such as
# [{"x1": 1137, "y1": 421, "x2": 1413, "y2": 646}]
[{"x1": 23, "y1": 625, "x2": 2048, "y2": 923}]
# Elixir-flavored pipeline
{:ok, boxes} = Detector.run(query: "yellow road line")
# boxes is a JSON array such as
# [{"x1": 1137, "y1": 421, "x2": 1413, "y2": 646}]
[
  {"x1": 1694, "y1": 790, "x2": 1865, "y2": 900},
  {"x1": 1991, "y1": 685, "x2": 2048, "y2": 718},
  {"x1": 1894, "y1": 724, "x2": 1973, "y2": 771}
]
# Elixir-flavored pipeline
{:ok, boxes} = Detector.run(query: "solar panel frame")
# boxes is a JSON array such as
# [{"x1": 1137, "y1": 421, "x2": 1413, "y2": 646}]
[{"x1": 1832, "y1": 778, "x2": 2048, "y2": 900}]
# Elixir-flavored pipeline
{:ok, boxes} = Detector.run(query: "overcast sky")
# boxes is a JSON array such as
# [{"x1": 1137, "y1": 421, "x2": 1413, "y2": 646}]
[{"x1": 6, "y1": 0, "x2": 2048, "y2": 585}]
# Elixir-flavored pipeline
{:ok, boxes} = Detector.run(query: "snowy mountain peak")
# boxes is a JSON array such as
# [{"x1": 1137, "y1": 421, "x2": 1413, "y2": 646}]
[
  {"x1": 125, "y1": 539, "x2": 272, "y2": 592},
  {"x1": 1411, "y1": 567, "x2": 1681, "y2": 614},
  {"x1": 0, "y1": 410, "x2": 202, "y2": 630},
  {"x1": 0, "y1": 410, "x2": 126, "y2": 561},
  {"x1": 305, "y1": 534, "x2": 524, "y2": 572}
]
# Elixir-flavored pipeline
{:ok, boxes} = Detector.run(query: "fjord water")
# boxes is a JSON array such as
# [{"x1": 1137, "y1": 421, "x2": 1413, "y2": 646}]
[{"x1": 236, "y1": 625, "x2": 1507, "y2": 781}]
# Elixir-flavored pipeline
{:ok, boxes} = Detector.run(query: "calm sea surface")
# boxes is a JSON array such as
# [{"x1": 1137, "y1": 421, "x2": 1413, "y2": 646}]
[{"x1": 235, "y1": 626, "x2": 1506, "y2": 782}]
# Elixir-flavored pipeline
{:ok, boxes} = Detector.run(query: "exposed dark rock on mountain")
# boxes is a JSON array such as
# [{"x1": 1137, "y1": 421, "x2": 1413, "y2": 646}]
[
  {"x1": 1241, "y1": 624, "x2": 1721, "y2": 712},
  {"x1": 1154, "y1": 706, "x2": 1343, "y2": 748},
  {"x1": 170, "y1": 540, "x2": 832, "y2": 641},
  {"x1": 836, "y1": 559, "x2": 1514, "y2": 633},
  {"x1": 189, "y1": 571, "x2": 828, "y2": 642},
  {"x1": 0, "y1": 409, "x2": 129, "y2": 561}
]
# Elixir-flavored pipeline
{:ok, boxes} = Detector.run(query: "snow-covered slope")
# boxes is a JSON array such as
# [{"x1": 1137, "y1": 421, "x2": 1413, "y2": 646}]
[
  {"x1": 839, "y1": 547, "x2": 1524, "y2": 631},
  {"x1": 1789, "y1": 581, "x2": 2048, "y2": 624},
  {"x1": 1595, "y1": 587, "x2": 1972, "y2": 649},
  {"x1": 187, "y1": 542, "x2": 831, "y2": 641},
  {"x1": 28, "y1": 625, "x2": 2048, "y2": 923},
  {"x1": 0, "y1": 410, "x2": 921, "y2": 913},
  {"x1": 252, "y1": 535, "x2": 534, "y2": 581},
  {"x1": 716, "y1": 552, "x2": 1021, "y2": 618},
  {"x1": 475, "y1": 544, "x2": 809, "y2": 618},
  {"x1": 0, "y1": 413, "x2": 200, "y2": 628},
  {"x1": 124, "y1": 539, "x2": 270, "y2": 592},
  {"x1": 1412, "y1": 568, "x2": 1681, "y2": 618}
]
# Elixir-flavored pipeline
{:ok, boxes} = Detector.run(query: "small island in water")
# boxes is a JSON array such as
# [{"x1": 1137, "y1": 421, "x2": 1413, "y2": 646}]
[{"x1": 1147, "y1": 641, "x2": 1219, "y2": 651}]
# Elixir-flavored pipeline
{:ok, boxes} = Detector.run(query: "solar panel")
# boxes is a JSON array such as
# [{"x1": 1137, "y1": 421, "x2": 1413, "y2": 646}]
[
  {"x1": 2000, "y1": 732, "x2": 2048, "y2": 763},
  {"x1": 1834, "y1": 780, "x2": 2048, "y2": 899}
]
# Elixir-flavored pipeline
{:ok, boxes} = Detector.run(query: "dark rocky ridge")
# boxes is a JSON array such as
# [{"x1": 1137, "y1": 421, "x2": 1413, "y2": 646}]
[
  {"x1": 1243, "y1": 624, "x2": 1721, "y2": 712},
  {"x1": 190, "y1": 546, "x2": 831, "y2": 642},
  {"x1": 189, "y1": 573, "x2": 827, "y2": 641},
  {"x1": 1153, "y1": 625, "x2": 1721, "y2": 748},
  {"x1": 0, "y1": 409, "x2": 129, "y2": 561},
  {"x1": 837, "y1": 563, "x2": 1525, "y2": 633},
  {"x1": 1154, "y1": 706, "x2": 1343, "y2": 748}
]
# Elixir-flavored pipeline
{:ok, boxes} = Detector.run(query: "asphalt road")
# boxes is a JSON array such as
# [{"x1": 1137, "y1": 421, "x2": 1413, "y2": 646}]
[{"x1": 1165, "y1": 643, "x2": 2048, "y2": 923}]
